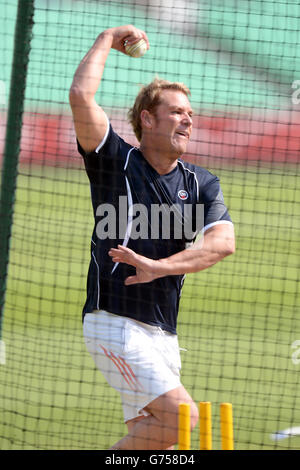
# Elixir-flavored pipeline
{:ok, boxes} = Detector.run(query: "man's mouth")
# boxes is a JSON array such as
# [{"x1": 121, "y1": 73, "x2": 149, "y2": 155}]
[{"x1": 176, "y1": 130, "x2": 189, "y2": 139}]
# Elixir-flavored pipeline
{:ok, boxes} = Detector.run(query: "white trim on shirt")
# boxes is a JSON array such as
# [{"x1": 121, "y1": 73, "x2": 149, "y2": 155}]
[
  {"x1": 95, "y1": 113, "x2": 110, "y2": 154},
  {"x1": 202, "y1": 220, "x2": 233, "y2": 233}
]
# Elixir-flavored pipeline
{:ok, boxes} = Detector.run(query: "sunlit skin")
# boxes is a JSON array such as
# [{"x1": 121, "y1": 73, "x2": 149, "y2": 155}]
[{"x1": 139, "y1": 89, "x2": 193, "y2": 175}]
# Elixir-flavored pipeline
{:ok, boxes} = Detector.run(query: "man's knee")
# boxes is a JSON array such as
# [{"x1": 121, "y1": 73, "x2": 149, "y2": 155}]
[{"x1": 145, "y1": 388, "x2": 199, "y2": 444}]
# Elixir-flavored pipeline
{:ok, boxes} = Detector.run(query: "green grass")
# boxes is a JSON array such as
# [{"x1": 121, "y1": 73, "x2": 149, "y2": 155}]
[{"x1": 0, "y1": 163, "x2": 299, "y2": 449}]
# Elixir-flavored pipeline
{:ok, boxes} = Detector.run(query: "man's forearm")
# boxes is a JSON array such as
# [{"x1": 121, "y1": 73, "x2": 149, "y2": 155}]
[
  {"x1": 157, "y1": 247, "x2": 228, "y2": 276},
  {"x1": 69, "y1": 31, "x2": 113, "y2": 101},
  {"x1": 155, "y1": 225, "x2": 235, "y2": 276}
]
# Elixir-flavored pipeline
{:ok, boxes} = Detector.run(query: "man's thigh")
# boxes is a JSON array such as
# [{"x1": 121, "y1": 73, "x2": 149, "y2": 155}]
[{"x1": 144, "y1": 385, "x2": 198, "y2": 428}]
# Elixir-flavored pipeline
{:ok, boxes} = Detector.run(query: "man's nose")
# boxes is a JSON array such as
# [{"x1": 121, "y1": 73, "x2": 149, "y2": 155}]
[{"x1": 182, "y1": 113, "x2": 192, "y2": 126}]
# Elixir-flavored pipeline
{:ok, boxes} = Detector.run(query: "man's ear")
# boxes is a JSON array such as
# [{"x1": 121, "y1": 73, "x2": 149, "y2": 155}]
[{"x1": 140, "y1": 109, "x2": 153, "y2": 129}]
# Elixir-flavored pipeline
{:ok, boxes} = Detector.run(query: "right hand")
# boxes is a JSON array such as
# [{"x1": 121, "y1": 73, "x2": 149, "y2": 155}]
[{"x1": 104, "y1": 25, "x2": 149, "y2": 55}]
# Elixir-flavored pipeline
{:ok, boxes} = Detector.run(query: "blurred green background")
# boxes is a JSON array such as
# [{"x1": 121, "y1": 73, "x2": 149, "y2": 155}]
[
  {"x1": 2, "y1": 0, "x2": 299, "y2": 112},
  {"x1": 0, "y1": 0, "x2": 299, "y2": 449}
]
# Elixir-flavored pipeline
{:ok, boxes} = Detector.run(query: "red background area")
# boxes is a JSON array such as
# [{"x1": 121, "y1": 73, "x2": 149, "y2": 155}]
[{"x1": 1, "y1": 111, "x2": 299, "y2": 167}]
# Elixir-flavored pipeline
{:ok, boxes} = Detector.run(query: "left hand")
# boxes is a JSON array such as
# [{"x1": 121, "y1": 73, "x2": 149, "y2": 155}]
[{"x1": 108, "y1": 245, "x2": 159, "y2": 285}]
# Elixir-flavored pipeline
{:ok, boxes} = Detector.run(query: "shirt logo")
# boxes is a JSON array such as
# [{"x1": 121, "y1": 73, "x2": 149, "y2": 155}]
[{"x1": 178, "y1": 189, "x2": 189, "y2": 200}]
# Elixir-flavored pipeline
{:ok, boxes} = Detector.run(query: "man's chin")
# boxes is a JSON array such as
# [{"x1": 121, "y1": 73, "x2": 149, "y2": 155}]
[
  {"x1": 173, "y1": 143, "x2": 187, "y2": 157},
  {"x1": 173, "y1": 136, "x2": 189, "y2": 155}
]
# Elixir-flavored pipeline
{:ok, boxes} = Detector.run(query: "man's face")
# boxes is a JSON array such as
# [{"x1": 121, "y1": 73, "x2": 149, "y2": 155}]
[{"x1": 149, "y1": 89, "x2": 193, "y2": 157}]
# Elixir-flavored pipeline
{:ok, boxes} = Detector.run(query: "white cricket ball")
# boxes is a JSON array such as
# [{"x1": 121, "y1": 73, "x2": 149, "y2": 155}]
[{"x1": 125, "y1": 38, "x2": 148, "y2": 58}]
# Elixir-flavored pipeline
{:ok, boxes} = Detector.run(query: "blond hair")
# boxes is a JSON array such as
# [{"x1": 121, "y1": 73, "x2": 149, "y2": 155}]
[{"x1": 128, "y1": 77, "x2": 191, "y2": 142}]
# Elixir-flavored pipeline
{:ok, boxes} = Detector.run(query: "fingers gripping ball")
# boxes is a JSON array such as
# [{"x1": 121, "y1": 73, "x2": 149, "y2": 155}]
[{"x1": 124, "y1": 38, "x2": 148, "y2": 58}]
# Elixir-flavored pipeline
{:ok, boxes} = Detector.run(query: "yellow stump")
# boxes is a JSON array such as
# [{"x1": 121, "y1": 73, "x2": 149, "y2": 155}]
[
  {"x1": 199, "y1": 402, "x2": 212, "y2": 450},
  {"x1": 220, "y1": 403, "x2": 234, "y2": 450},
  {"x1": 178, "y1": 403, "x2": 191, "y2": 450}
]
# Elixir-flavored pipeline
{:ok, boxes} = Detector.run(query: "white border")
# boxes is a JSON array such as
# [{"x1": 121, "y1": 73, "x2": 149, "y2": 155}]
[
  {"x1": 95, "y1": 113, "x2": 110, "y2": 154},
  {"x1": 202, "y1": 220, "x2": 233, "y2": 233}
]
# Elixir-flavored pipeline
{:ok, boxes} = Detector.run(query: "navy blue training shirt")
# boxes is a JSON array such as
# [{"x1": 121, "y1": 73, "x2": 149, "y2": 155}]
[{"x1": 78, "y1": 120, "x2": 232, "y2": 334}]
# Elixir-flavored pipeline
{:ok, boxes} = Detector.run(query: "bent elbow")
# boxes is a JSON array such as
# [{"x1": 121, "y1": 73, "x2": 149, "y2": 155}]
[
  {"x1": 69, "y1": 86, "x2": 81, "y2": 104},
  {"x1": 224, "y1": 238, "x2": 235, "y2": 257},
  {"x1": 69, "y1": 86, "x2": 90, "y2": 106}
]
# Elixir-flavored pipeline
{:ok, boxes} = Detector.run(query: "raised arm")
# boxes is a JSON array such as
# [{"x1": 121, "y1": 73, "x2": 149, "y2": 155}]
[
  {"x1": 69, "y1": 25, "x2": 149, "y2": 153},
  {"x1": 108, "y1": 223, "x2": 235, "y2": 285}
]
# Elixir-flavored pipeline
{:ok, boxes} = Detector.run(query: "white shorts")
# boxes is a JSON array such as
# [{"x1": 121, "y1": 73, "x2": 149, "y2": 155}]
[{"x1": 83, "y1": 310, "x2": 182, "y2": 423}]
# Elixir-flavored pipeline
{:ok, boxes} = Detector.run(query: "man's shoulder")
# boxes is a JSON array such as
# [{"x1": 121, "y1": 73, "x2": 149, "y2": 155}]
[
  {"x1": 104, "y1": 124, "x2": 134, "y2": 154},
  {"x1": 87, "y1": 123, "x2": 137, "y2": 168},
  {"x1": 178, "y1": 159, "x2": 218, "y2": 185}
]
